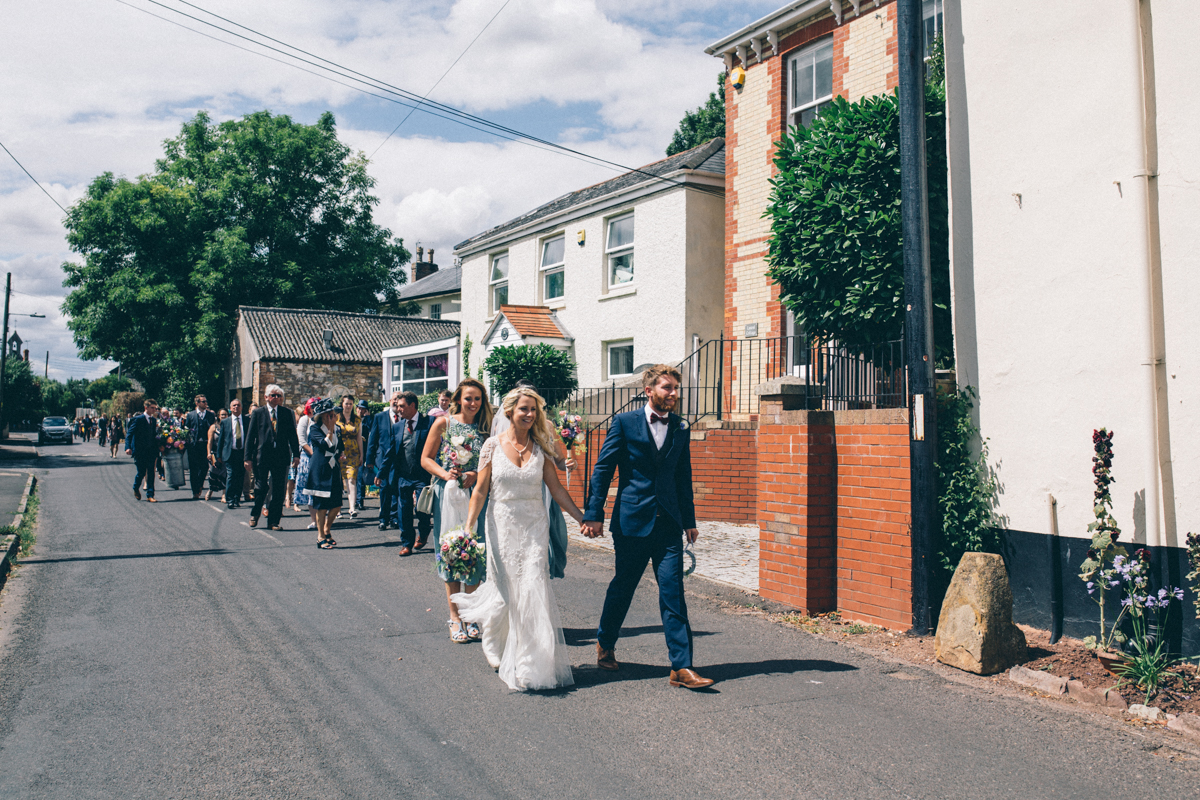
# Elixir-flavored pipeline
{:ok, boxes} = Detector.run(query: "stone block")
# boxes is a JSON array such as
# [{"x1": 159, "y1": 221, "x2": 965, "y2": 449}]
[
  {"x1": 1067, "y1": 680, "x2": 1108, "y2": 706},
  {"x1": 935, "y1": 553, "x2": 1027, "y2": 674},
  {"x1": 1128, "y1": 704, "x2": 1166, "y2": 722},
  {"x1": 1104, "y1": 689, "x2": 1128, "y2": 711},
  {"x1": 1167, "y1": 713, "x2": 1200, "y2": 741},
  {"x1": 1008, "y1": 666, "x2": 1067, "y2": 695}
]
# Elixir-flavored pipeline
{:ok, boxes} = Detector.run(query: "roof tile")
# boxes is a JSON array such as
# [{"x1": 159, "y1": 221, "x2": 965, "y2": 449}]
[{"x1": 239, "y1": 306, "x2": 459, "y2": 363}]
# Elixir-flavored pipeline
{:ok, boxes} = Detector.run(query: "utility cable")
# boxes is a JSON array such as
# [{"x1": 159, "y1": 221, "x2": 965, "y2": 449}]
[
  {"x1": 0, "y1": 139, "x2": 69, "y2": 214},
  {"x1": 369, "y1": 0, "x2": 513, "y2": 158},
  {"x1": 128, "y1": 0, "x2": 725, "y2": 198}
]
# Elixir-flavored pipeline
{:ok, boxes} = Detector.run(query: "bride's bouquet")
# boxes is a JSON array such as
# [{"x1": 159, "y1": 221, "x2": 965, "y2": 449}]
[
  {"x1": 436, "y1": 524, "x2": 485, "y2": 582},
  {"x1": 555, "y1": 410, "x2": 587, "y2": 488}
]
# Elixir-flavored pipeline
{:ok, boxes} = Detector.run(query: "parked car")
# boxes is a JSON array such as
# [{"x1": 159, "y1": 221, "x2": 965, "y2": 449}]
[{"x1": 38, "y1": 416, "x2": 74, "y2": 446}]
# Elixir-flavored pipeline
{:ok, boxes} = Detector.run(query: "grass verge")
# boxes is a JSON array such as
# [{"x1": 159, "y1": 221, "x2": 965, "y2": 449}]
[{"x1": 1, "y1": 481, "x2": 39, "y2": 563}]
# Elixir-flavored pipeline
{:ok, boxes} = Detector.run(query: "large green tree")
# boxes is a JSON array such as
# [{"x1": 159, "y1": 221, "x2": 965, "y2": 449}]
[
  {"x1": 62, "y1": 110, "x2": 414, "y2": 400},
  {"x1": 666, "y1": 72, "x2": 726, "y2": 156}
]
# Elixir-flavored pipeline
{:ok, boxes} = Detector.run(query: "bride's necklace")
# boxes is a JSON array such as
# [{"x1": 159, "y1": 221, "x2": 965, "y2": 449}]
[{"x1": 511, "y1": 436, "x2": 529, "y2": 455}]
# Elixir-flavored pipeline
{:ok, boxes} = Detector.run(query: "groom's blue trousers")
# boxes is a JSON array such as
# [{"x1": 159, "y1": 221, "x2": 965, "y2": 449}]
[{"x1": 597, "y1": 514, "x2": 693, "y2": 670}]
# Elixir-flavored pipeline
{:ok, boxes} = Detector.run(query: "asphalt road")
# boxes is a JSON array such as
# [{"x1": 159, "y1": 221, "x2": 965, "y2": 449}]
[{"x1": 0, "y1": 445, "x2": 1194, "y2": 799}]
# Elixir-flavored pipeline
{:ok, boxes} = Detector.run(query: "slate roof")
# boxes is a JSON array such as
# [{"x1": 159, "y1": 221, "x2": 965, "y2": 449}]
[
  {"x1": 239, "y1": 306, "x2": 459, "y2": 364},
  {"x1": 396, "y1": 265, "x2": 461, "y2": 301},
  {"x1": 454, "y1": 138, "x2": 725, "y2": 252}
]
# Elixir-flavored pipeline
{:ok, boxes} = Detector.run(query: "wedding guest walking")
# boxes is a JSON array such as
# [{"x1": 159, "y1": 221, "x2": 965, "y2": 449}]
[
  {"x1": 126, "y1": 399, "x2": 160, "y2": 502},
  {"x1": 356, "y1": 400, "x2": 375, "y2": 508},
  {"x1": 428, "y1": 389, "x2": 452, "y2": 418},
  {"x1": 108, "y1": 414, "x2": 123, "y2": 458},
  {"x1": 285, "y1": 403, "x2": 305, "y2": 511},
  {"x1": 243, "y1": 384, "x2": 300, "y2": 530},
  {"x1": 97, "y1": 413, "x2": 108, "y2": 447},
  {"x1": 206, "y1": 408, "x2": 228, "y2": 501},
  {"x1": 186, "y1": 394, "x2": 217, "y2": 500},
  {"x1": 215, "y1": 399, "x2": 248, "y2": 508},
  {"x1": 420, "y1": 379, "x2": 492, "y2": 642},
  {"x1": 375, "y1": 391, "x2": 433, "y2": 554},
  {"x1": 337, "y1": 396, "x2": 364, "y2": 518},
  {"x1": 455, "y1": 387, "x2": 584, "y2": 689},
  {"x1": 582, "y1": 364, "x2": 714, "y2": 690},
  {"x1": 294, "y1": 398, "x2": 318, "y2": 531},
  {"x1": 303, "y1": 398, "x2": 345, "y2": 548}
]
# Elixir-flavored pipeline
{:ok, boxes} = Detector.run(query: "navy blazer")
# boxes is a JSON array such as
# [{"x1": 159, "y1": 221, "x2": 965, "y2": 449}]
[
  {"x1": 361, "y1": 413, "x2": 378, "y2": 467},
  {"x1": 583, "y1": 408, "x2": 696, "y2": 537},
  {"x1": 305, "y1": 423, "x2": 345, "y2": 497},
  {"x1": 214, "y1": 414, "x2": 249, "y2": 463},
  {"x1": 125, "y1": 414, "x2": 159, "y2": 461},
  {"x1": 374, "y1": 411, "x2": 432, "y2": 487}
]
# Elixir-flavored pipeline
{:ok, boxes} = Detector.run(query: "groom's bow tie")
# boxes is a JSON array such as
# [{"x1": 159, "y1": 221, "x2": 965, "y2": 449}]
[{"x1": 650, "y1": 413, "x2": 668, "y2": 425}]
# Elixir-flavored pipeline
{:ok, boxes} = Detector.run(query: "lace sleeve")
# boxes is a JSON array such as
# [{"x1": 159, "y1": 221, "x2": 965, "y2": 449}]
[{"x1": 479, "y1": 437, "x2": 498, "y2": 471}]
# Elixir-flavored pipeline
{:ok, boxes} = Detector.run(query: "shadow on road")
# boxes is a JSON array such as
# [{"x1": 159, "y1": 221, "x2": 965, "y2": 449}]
[
  {"x1": 563, "y1": 626, "x2": 717, "y2": 647},
  {"x1": 21, "y1": 548, "x2": 242, "y2": 564},
  {"x1": 551, "y1": 657, "x2": 857, "y2": 695}
]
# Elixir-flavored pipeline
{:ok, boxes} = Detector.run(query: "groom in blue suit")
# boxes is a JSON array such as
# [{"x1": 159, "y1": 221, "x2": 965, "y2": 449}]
[{"x1": 583, "y1": 364, "x2": 715, "y2": 690}]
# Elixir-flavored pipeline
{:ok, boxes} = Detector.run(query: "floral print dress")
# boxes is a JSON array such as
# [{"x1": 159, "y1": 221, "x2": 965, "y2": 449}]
[{"x1": 431, "y1": 417, "x2": 486, "y2": 584}]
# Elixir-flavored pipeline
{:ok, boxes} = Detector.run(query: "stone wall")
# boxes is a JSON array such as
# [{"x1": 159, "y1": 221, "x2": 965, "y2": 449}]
[{"x1": 251, "y1": 361, "x2": 383, "y2": 408}]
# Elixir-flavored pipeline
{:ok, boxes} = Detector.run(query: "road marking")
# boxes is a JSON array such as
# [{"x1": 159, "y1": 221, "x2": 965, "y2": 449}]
[
  {"x1": 201, "y1": 502, "x2": 225, "y2": 513},
  {"x1": 239, "y1": 520, "x2": 282, "y2": 545}
]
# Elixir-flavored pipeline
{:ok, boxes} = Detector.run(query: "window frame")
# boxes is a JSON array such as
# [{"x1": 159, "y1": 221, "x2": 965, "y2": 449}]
[
  {"x1": 390, "y1": 351, "x2": 451, "y2": 397},
  {"x1": 605, "y1": 339, "x2": 634, "y2": 379},
  {"x1": 922, "y1": 0, "x2": 943, "y2": 59},
  {"x1": 489, "y1": 252, "x2": 509, "y2": 316},
  {"x1": 539, "y1": 234, "x2": 566, "y2": 303},
  {"x1": 429, "y1": 302, "x2": 442, "y2": 320},
  {"x1": 605, "y1": 213, "x2": 635, "y2": 290},
  {"x1": 786, "y1": 37, "x2": 834, "y2": 129}
]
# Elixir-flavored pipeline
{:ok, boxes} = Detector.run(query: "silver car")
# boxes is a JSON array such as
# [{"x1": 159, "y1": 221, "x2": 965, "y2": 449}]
[{"x1": 38, "y1": 416, "x2": 74, "y2": 446}]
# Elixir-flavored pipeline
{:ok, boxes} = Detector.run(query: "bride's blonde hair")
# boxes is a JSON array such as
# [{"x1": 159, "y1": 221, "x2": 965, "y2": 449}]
[{"x1": 501, "y1": 387, "x2": 559, "y2": 458}]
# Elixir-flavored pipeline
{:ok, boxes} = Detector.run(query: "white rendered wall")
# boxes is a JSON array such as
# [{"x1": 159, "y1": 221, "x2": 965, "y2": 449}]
[
  {"x1": 459, "y1": 186, "x2": 724, "y2": 389},
  {"x1": 948, "y1": 0, "x2": 1197, "y2": 546}
]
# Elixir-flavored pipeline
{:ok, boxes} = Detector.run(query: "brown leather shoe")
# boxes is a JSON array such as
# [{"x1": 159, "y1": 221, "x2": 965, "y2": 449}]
[
  {"x1": 414, "y1": 538, "x2": 427, "y2": 550},
  {"x1": 147, "y1": 497, "x2": 157, "y2": 503},
  {"x1": 398, "y1": 546, "x2": 412, "y2": 557},
  {"x1": 669, "y1": 669, "x2": 715, "y2": 690},
  {"x1": 597, "y1": 643, "x2": 619, "y2": 671},
  {"x1": 133, "y1": 488, "x2": 141, "y2": 501},
  {"x1": 270, "y1": 525, "x2": 283, "y2": 531},
  {"x1": 249, "y1": 517, "x2": 258, "y2": 528}
]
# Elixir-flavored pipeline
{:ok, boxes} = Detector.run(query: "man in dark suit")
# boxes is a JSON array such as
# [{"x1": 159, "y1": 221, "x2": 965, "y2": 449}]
[
  {"x1": 582, "y1": 364, "x2": 713, "y2": 690},
  {"x1": 356, "y1": 400, "x2": 375, "y2": 509},
  {"x1": 186, "y1": 394, "x2": 217, "y2": 500},
  {"x1": 243, "y1": 384, "x2": 300, "y2": 529},
  {"x1": 374, "y1": 391, "x2": 432, "y2": 556},
  {"x1": 214, "y1": 398, "x2": 249, "y2": 509},
  {"x1": 125, "y1": 398, "x2": 161, "y2": 503}
]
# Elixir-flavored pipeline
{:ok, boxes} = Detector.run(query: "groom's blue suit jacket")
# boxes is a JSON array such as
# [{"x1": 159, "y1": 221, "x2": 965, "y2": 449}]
[{"x1": 583, "y1": 408, "x2": 696, "y2": 537}]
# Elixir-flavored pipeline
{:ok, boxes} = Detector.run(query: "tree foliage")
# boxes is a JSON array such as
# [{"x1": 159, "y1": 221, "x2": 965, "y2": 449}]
[
  {"x1": 666, "y1": 72, "x2": 726, "y2": 156},
  {"x1": 482, "y1": 344, "x2": 578, "y2": 407},
  {"x1": 2, "y1": 359, "x2": 42, "y2": 427},
  {"x1": 765, "y1": 84, "x2": 952, "y2": 363},
  {"x1": 61, "y1": 110, "x2": 414, "y2": 400}
]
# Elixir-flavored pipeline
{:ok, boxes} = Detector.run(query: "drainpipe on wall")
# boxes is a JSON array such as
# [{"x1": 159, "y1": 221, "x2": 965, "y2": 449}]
[{"x1": 1131, "y1": 0, "x2": 1176, "y2": 550}]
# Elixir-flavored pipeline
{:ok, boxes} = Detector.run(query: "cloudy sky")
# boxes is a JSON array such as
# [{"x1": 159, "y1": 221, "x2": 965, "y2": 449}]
[{"x1": 1, "y1": 0, "x2": 777, "y2": 381}]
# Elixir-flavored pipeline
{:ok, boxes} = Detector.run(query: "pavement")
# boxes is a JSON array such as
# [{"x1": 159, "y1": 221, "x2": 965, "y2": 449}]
[{"x1": 0, "y1": 448, "x2": 1195, "y2": 798}]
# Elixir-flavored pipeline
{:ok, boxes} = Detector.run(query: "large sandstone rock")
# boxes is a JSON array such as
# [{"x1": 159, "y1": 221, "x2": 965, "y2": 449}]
[{"x1": 935, "y1": 553, "x2": 1027, "y2": 674}]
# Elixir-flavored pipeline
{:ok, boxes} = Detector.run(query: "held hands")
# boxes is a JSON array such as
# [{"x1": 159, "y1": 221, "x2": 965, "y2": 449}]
[
  {"x1": 460, "y1": 471, "x2": 477, "y2": 489},
  {"x1": 581, "y1": 520, "x2": 605, "y2": 539}
]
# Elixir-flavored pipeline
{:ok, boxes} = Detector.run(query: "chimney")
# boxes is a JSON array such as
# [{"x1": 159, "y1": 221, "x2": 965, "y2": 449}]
[
  {"x1": 413, "y1": 243, "x2": 439, "y2": 283},
  {"x1": 23, "y1": 349, "x2": 29, "y2": 362}
]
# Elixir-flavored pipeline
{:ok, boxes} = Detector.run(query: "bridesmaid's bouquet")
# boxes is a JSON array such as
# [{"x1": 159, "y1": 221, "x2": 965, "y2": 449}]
[
  {"x1": 555, "y1": 410, "x2": 586, "y2": 488},
  {"x1": 437, "y1": 525, "x2": 485, "y2": 581},
  {"x1": 441, "y1": 431, "x2": 478, "y2": 487}
]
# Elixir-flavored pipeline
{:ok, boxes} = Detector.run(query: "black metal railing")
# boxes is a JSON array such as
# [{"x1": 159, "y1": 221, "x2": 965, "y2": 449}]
[{"x1": 544, "y1": 334, "x2": 906, "y2": 500}]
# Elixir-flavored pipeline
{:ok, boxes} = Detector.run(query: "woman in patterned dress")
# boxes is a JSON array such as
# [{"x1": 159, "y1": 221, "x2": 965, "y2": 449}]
[
  {"x1": 336, "y1": 395, "x2": 364, "y2": 518},
  {"x1": 420, "y1": 378, "x2": 493, "y2": 643}
]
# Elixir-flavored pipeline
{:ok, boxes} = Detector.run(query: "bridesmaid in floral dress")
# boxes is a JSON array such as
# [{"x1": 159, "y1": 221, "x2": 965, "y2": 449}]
[{"x1": 420, "y1": 378, "x2": 494, "y2": 644}]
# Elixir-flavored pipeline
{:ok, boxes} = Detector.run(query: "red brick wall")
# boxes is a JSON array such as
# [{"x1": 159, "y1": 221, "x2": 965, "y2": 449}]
[
  {"x1": 562, "y1": 422, "x2": 758, "y2": 525},
  {"x1": 757, "y1": 403, "x2": 912, "y2": 630}
]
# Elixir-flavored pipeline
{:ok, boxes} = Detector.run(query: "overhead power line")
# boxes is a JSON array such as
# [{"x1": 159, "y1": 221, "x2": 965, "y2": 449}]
[
  {"x1": 370, "y1": 0, "x2": 514, "y2": 158},
  {"x1": 0, "y1": 139, "x2": 69, "y2": 214},
  {"x1": 117, "y1": 0, "x2": 724, "y2": 199}
]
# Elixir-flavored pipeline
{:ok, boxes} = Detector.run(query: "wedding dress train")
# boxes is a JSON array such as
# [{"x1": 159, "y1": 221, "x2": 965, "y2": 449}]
[{"x1": 452, "y1": 440, "x2": 574, "y2": 691}]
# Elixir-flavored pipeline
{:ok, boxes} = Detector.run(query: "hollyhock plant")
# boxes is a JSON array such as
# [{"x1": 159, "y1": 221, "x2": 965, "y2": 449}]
[{"x1": 1079, "y1": 428, "x2": 1128, "y2": 649}]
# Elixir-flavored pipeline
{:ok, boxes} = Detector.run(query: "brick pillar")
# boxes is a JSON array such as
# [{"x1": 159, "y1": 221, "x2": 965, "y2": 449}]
[{"x1": 757, "y1": 400, "x2": 837, "y2": 613}]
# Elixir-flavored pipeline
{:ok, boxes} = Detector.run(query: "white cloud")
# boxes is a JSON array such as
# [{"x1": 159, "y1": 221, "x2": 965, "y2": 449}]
[{"x1": 2, "y1": 0, "x2": 754, "y2": 373}]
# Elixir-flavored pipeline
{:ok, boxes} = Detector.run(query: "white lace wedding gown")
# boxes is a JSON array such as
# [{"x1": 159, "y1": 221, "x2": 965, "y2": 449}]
[{"x1": 452, "y1": 440, "x2": 574, "y2": 691}]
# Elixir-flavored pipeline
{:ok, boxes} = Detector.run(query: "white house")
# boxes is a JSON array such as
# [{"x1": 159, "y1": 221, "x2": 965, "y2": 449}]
[
  {"x1": 943, "y1": 0, "x2": 1197, "y2": 640},
  {"x1": 396, "y1": 247, "x2": 461, "y2": 321},
  {"x1": 454, "y1": 139, "x2": 727, "y2": 387}
]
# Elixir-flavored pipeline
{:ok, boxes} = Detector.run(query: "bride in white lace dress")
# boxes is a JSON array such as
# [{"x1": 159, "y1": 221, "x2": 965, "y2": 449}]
[{"x1": 453, "y1": 387, "x2": 585, "y2": 691}]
